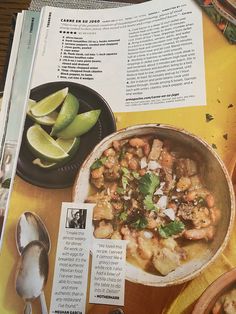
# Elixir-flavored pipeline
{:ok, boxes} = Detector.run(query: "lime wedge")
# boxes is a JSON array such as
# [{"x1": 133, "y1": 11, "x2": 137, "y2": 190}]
[
  {"x1": 27, "y1": 99, "x2": 58, "y2": 126},
  {"x1": 56, "y1": 109, "x2": 101, "y2": 139},
  {"x1": 56, "y1": 137, "x2": 80, "y2": 154},
  {"x1": 31, "y1": 87, "x2": 68, "y2": 117},
  {"x1": 27, "y1": 124, "x2": 69, "y2": 162},
  {"x1": 51, "y1": 93, "x2": 79, "y2": 136},
  {"x1": 32, "y1": 158, "x2": 57, "y2": 169},
  {"x1": 32, "y1": 137, "x2": 80, "y2": 169}
]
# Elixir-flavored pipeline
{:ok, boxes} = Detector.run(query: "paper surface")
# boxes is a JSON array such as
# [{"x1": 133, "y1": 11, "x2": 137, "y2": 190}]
[{"x1": 31, "y1": 0, "x2": 205, "y2": 112}]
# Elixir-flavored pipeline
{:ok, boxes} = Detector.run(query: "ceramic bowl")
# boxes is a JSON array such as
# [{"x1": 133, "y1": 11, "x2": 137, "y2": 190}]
[
  {"x1": 73, "y1": 124, "x2": 235, "y2": 286},
  {"x1": 192, "y1": 268, "x2": 236, "y2": 313}
]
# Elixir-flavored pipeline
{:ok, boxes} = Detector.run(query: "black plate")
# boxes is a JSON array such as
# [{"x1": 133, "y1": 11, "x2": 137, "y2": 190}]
[{"x1": 17, "y1": 81, "x2": 116, "y2": 188}]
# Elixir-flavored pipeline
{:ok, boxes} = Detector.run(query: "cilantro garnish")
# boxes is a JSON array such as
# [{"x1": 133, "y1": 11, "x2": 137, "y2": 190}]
[
  {"x1": 119, "y1": 147, "x2": 126, "y2": 160},
  {"x1": 119, "y1": 211, "x2": 128, "y2": 221},
  {"x1": 131, "y1": 217, "x2": 148, "y2": 230},
  {"x1": 138, "y1": 173, "x2": 160, "y2": 196},
  {"x1": 132, "y1": 171, "x2": 140, "y2": 179},
  {"x1": 143, "y1": 195, "x2": 156, "y2": 211},
  {"x1": 121, "y1": 167, "x2": 130, "y2": 176},
  {"x1": 90, "y1": 157, "x2": 107, "y2": 170},
  {"x1": 116, "y1": 187, "x2": 125, "y2": 195},
  {"x1": 122, "y1": 176, "x2": 129, "y2": 189},
  {"x1": 158, "y1": 220, "x2": 185, "y2": 238}
]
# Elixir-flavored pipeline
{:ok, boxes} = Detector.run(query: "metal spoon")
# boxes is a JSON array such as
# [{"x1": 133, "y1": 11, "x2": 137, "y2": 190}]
[
  {"x1": 16, "y1": 212, "x2": 50, "y2": 313},
  {"x1": 16, "y1": 211, "x2": 50, "y2": 254},
  {"x1": 15, "y1": 241, "x2": 49, "y2": 314}
]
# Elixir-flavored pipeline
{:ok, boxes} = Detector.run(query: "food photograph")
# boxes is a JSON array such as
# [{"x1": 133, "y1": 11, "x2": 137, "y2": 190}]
[{"x1": 17, "y1": 81, "x2": 116, "y2": 188}]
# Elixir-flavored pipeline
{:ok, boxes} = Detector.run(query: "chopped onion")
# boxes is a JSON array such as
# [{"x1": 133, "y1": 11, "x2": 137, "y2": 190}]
[
  {"x1": 143, "y1": 231, "x2": 153, "y2": 239},
  {"x1": 163, "y1": 208, "x2": 175, "y2": 221},
  {"x1": 156, "y1": 195, "x2": 168, "y2": 209},
  {"x1": 154, "y1": 182, "x2": 165, "y2": 195},
  {"x1": 123, "y1": 195, "x2": 131, "y2": 200},
  {"x1": 147, "y1": 160, "x2": 161, "y2": 170},
  {"x1": 154, "y1": 188, "x2": 164, "y2": 196},
  {"x1": 140, "y1": 157, "x2": 147, "y2": 169}
]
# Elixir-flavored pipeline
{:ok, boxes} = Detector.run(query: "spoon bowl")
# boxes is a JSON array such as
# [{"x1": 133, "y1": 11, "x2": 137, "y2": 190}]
[
  {"x1": 16, "y1": 211, "x2": 50, "y2": 254},
  {"x1": 15, "y1": 240, "x2": 49, "y2": 301}
]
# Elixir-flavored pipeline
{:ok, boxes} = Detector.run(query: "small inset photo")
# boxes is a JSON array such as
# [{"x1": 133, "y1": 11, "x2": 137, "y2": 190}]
[{"x1": 66, "y1": 208, "x2": 87, "y2": 229}]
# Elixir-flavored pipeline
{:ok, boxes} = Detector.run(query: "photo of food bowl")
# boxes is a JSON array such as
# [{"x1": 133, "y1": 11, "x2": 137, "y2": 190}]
[
  {"x1": 192, "y1": 268, "x2": 236, "y2": 314},
  {"x1": 73, "y1": 124, "x2": 235, "y2": 287},
  {"x1": 17, "y1": 81, "x2": 116, "y2": 188}
]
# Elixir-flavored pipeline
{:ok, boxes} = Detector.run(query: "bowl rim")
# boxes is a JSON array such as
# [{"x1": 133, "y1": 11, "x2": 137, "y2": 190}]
[
  {"x1": 72, "y1": 123, "x2": 235, "y2": 286},
  {"x1": 192, "y1": 268, "x2": 236, "y2": 313}
]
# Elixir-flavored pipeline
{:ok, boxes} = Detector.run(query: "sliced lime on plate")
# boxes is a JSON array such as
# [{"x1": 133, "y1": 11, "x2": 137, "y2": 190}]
[
  {"x1": 27, "y1": 99, "x2": 58, "y2": 126},
  {"x1": 27, "y1": 124, "x2": 69, "y2": 162},
  {"x1": 32, "y1": 137, "x2": 80, "y2": 169},
  {"x1": 31, "y1": 87, "x2": 68, "y2": 117},
  {"x1": 56, "y1": 109, "x2": 101, "y2": 139},
  {"x1": 51, "y1": 93, "x2": 79, "y2": 136}
]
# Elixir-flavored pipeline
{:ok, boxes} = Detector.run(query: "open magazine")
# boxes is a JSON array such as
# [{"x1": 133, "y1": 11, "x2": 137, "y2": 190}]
[{"x1": 0, "y1": 0, "x2": 236, "y2": 313}]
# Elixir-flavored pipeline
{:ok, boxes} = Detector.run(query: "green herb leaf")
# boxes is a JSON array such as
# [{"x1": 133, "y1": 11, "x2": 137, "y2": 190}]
[
  {"x1": 158, "y1": 220, "x2": 185, "y2": 238},
  {"x1": 119, "y1": 211, "x2": 128, "y2": 221},
  {"x1": 116, "y1": 187, "x2": 125, "y2": 195},
  {"x1": 122, "y1": 176, "x2": 129, "y2": 189},
  {"x1": 138, "y1": 173, "x2": 160, "y2": 196},
  {"x1": 132, "y1": 171, "x2": 140, "y2": 179},
  {"x1": 121, "y1": 167, "x2": 130, "y2": 176},
  {"x1": 2, "y1": 178, "x2": 11, "y2": 189},
  {"x1": 131, "y1": 217, "x2": 148, "y2": 230},
  {"x1": 90, "y1": 157, "x2": 107, "y2": 170},
  {"x1": 143, "y1": 195, "x2": 156, "y2": 210},
  {"x1": 119, "y1": 147, "x2": 126, "y2": 160}
]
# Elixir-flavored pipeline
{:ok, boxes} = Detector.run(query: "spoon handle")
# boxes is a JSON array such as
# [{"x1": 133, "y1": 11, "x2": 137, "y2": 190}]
[
  {"x1": 39, "y1": 292, "x2": 48, "y2": 314},
  {"x1": 24, "y1": 302, "x2": 32, "y2": 314}
]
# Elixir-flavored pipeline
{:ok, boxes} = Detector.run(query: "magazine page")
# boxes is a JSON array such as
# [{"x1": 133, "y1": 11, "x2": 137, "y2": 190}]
[
  {"x1": 0, "y1": 11, "x2": 41, "y2": 242},
  {"x1": 0, "y1": 13, "x2": 23, "y2": 160},
  {"x1": 0, "y1": 0, "x2": 236, "y2": 314},
  {"x1": 32, "y1": 1, "x2": 205, "y2": 112}
]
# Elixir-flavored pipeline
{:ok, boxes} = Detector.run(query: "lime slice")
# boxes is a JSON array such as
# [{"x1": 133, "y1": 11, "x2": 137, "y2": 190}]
[
  {"x1": 51, "y1": 93, "x2": 79, "y2": 136},
  {"x1": 56, "y1": 109, "x2": 101, "y2": 139},
  {"x1": 32, "y1": 137, "x2": 80, "y2": 169},
  {"x1": 27, "y1": 99, "x2": 58, "y2": 126},
  {"x1": 32, "y1": 158, "x2": 57, "y2": 169},
  {"x1": 27, "y1": 124, "x2": 69, "y2": 162},
  {"x1": 31, "y1": 87, "x2": 68, "y2": 117},
  {"x1": 56, "y1": 137, "x2": 80, "y2": 154}
]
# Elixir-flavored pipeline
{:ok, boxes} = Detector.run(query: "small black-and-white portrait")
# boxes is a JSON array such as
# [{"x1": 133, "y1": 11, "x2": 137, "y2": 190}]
[{"x1": 66, "y1": 208, "x2": 87, "y2": 229}]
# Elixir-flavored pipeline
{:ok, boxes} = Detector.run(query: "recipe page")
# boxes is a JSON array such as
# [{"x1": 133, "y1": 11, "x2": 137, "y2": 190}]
[
  {"x1": 31, "y1": 0, "x2": 205, "y2": 112},
  {"x1": 2, "y1": 0, "x2": 235, "y2": 313}
]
